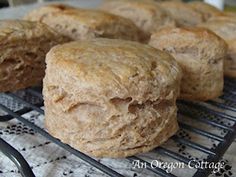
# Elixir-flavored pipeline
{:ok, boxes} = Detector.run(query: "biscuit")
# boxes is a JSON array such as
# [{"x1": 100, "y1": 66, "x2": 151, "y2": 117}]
[
  {"x1": 199, "y1": 17, "x2": 236, "y2": 77},
  {"x1": 160, "y1": 1, "x2": 203, "y2": 27},
  {"x1": 100, "y1": 0, "x2": 175, "y2": 34},
  {"x1": 199, "y1": 17, "x2": 236, "y2": 41},
  {"x1": 149, "y1": 27, "x2": 227, "y2": 101},
  {"x1": 0, "y1": 20, "x2": 68, "y2": 92},
  {"x1": 24, "y1": 4, "x2": 147, "y2": 42},
  {"x1": 43, "y1": 38, "x2": 182, "y2": 158},
  {"x1": 188, "y1": 1, "x2": 222, "y2": 21}
]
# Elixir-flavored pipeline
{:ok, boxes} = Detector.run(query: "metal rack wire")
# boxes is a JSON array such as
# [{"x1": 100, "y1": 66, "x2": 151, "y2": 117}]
[{"x1": 0, "y1": 77, "x2": 235, "y2": 177}]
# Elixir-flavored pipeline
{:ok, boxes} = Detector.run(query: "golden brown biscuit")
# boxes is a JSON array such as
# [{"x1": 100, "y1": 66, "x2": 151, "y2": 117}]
[
  {"x1": 43, "y1": 38, "x2": 182, "y2": 158},
  {"x1": 199, "y1": 16, "x2": 236, "y2": 42},
  {"x1": 149, "y1": 27, "x2": 227, "y2": 101},
  {"x1": 199, "y1": 17, "x2": 236, "y2": 77},
  {"x1": 24, "y1": 4, "x2": 147, "y2": 42},
  {"x1": 188, "y1": 1, "x2": 223, "y2": 21},
  {"x1": 100, "y1": 0, "x2": 176, "y2": 34},
  {"x1": 0, "y1": 20, "x2": 69, "y2": 92},
  {"x1": 160, "y1": 1, "x2": 204, "y2": 27}
]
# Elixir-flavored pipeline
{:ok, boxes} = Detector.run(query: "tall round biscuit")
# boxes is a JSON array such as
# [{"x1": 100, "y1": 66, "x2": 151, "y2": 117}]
[
  {"x1": 0, "y1": 20, "x2": 69, "y2": 92},
  {"x1": 199, "y1": 17, "x2": 236, "y2": 78},
  {"x1": 24, "y1": 4, "x2": 147, "y2": 42},
  {"x1": 149, "y1": 27, "x2": 227, "y2": 101},
  {"x1": 43, "y1": 38, "x2": 182, "y2": 158}
]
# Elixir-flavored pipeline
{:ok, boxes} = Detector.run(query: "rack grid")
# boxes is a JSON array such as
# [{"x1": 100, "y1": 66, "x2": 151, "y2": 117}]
[{"x1": 0, "y1": 77, "x2": 236, "y2": 177}]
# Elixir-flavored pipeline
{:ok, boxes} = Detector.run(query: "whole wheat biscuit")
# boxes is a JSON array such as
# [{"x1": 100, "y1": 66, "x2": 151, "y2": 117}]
[
  {"x1": 100, "y1": 0, "x2": 176, "y2": 34},
  {"x1": 160, "y1": 1, "x2": 204, "y2": 27},
  {"x1": 43, "y1": 38, "x2": 182, "y2": 158},
  {"x1": 24, "y1": 4, "x2": 147, "y2": 42},
  {"x1": 0, "y1": 20, "x2": 69, "y2": 92},
  {"x1": 187, "y1": 1, "x2": 223, "y2": 21},
  {"x1": 199, "y1": 17, "x2": 236, "y2": 77},
  {"x1": 149, "y1": 27, "x2": 227, "y2": 101}
]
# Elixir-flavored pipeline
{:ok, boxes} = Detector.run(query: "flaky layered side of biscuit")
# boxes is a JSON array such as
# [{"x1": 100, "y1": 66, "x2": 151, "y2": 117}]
[
  {"x1": 149, "y1": 27, "x2": 227, "y2": 101},
  {"x1": 24, "y1": 4, "x2": 148, "y2": 42},
  {"x1": 0, "y1": 20, "x2": 69, "y2": 92},
  {"x1": 43, "y1": 38, "x2": 182, "y2": 158}
]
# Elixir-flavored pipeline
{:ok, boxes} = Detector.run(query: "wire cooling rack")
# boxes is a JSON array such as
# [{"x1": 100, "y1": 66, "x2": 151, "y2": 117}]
[{"x1": 0, "y1": 77, "x2": 235, "y2": 177}]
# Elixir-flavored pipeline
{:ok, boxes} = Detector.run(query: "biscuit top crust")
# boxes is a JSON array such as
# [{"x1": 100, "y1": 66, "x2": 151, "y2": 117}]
[
  {"x1": 199, "y1": 17, "x2": 236, "y2": 41},
  {"x1": 100, "y1": 0, "x2": 175, "y2": 32},
  {"x1": 101, "y1": 0, "x2": 165, "y2": 10},
  {"x1": 160, "y1": 1, "x2": 203, "y2": 26},
  {"x1": 187, "y1": 1, "x2": 222, "y2": 20},
  {"x1": 0, "y1": 19, "x2": 58, "y2": 44},
  {"x1": 45, "y1": 38, "x2": 182, "y2": 102},
  {"x1": 25, "y1": 4, "x2": 140, "y2": 30},
  {"x1": 149, "y1": 27, "x2": 228, "y2": 61},
  {"x1": 100, "y1": 0, "x2": 172, "y2": 17},
  {"x1": 24, "y1": 4, "x2": 76, "y2": 21},
  {"x1": 188, "y1": 1, "x2": 221, "y2": 13}
]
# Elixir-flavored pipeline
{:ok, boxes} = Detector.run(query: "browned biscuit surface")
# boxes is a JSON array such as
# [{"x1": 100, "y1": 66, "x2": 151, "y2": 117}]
[
  {"x1": 199, "y1": 17, "x2": 236, "y2": 41},
  {"x1": 24, "y1": 4, "x2": 147, "y2": 42},
  {"x1": 0, "y1": 20, "x2": 69, "y2": 92},
  {"x1": 43, "y1": 38, "x2": 182, "y2": 158},
  {"x1": 199, "y1": 17, "x2": 236, "y2": 77},
  {"x1": 160, "y1": 1, "x2": 204, "y2": 27},
  {"x1": 100, "y1": 0, "x2": 176, "y2": 34},
  {"x1": 187, "y1": 1, "x2": 223, "y2": 21},
  {"x1": 149, "y1": 27, "x2": 227, "y2": 101}
]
